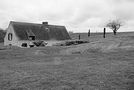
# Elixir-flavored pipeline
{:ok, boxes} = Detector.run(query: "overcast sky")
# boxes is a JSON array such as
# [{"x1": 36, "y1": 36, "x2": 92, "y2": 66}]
[{"x1": 0, "y1": 0, "x2": 134, "y2": 32}]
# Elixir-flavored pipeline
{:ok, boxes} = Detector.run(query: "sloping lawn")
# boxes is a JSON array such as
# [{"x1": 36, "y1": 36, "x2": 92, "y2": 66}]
[
  {"x1": 0, "y1": 32, "x2": 134, "y2": 90},
  {"x1": 0, "y1": 46, "x2": 134, "y2": 90}
]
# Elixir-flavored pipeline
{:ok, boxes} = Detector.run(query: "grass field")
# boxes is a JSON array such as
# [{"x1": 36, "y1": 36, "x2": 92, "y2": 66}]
[{"x1": 0, "y1": 32, "x2": 134, "y2": 90}]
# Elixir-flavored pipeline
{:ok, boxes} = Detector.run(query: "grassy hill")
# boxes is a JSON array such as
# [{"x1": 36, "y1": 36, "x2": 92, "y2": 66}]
[
  {"x1": 65, "y1": 32, "x2": 134, "y2": 54},
  {"x1": 69, "y1": 32, "x2": 134, "y2": 40},
  {"x1": 0, "y1": 32, "x2": 134, "y2": 90}
]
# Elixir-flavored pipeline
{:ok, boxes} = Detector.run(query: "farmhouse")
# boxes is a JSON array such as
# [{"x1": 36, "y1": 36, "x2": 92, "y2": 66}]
[{"x1": 4, "y1": 21, "x2": 71, "y2": 47}]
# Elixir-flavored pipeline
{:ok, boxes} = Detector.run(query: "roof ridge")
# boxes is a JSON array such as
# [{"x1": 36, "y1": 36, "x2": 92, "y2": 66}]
[
  {"x1": 48, "y1": 24, "x2": 65, "y2": 27},
  {"x1": 10, "y1": 21, "x2": 65, "y2": 27},
  {"x1": 10, "y1": 21, "x2": 41, "y2": 25}
]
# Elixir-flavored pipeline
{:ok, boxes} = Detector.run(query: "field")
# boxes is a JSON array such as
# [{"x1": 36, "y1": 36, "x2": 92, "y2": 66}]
[{"x1": 0, "y1": 32, "x2": 134, "y2": 90}]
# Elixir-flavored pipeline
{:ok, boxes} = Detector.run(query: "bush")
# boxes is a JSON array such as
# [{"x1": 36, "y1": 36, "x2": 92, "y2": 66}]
[
  {"x1": 57, "y1": 40, "x2": 89, "y2": 46},
  {"x1": 33, "y1": 41, "x2": 47, "y2": 47},
  {"x1": 0, "y1": 29, "x2": 6, "y2": 42}
]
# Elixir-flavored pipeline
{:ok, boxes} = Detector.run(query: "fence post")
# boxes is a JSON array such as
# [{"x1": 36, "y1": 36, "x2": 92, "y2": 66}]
[
  {"x1": 79, "y1": 34, "x2": 81, "y2": 40},
  {"x1": 88, "y1": 29, "x2": 90, "y2": 37},
  {"x1": 103, "y1": 28, "x2": 106, "y2": 38}
]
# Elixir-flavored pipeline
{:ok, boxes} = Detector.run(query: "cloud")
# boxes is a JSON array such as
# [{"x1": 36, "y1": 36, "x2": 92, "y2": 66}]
[{"x1": 0, "y1": 0, "x2": 134, "y2": 32}]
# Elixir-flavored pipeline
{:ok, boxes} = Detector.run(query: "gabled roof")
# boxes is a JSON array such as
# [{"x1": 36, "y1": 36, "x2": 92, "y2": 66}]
[{"x1": 10, "y1": 21, "x2": 71, "y2": 40}]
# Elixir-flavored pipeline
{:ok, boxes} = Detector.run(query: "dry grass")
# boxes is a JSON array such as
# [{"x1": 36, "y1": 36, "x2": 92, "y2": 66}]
[{"x1": 0, "y1": 32, "x2": 134, "y2": 90}]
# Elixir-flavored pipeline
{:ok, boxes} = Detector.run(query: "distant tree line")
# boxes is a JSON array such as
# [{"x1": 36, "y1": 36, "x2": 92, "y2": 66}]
[{"x1": 0, "y1": 28, "x2": 6, "y2": 42}]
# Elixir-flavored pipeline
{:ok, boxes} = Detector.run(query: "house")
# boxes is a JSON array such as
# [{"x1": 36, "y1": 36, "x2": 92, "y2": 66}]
[{"x1": 4, "y1": 21, "x2": 71, "y2": 47}]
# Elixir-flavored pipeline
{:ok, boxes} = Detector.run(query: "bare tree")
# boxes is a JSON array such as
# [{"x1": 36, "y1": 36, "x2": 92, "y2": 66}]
[{"x1": 106, "y1": 19, "x2": 123, "y2": 35}]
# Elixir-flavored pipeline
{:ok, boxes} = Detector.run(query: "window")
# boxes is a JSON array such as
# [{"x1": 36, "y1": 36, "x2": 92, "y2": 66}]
[
  {"x1": 29, "y1": 36, "x2": 35, "y2": 40},
  {"x1": 8, "y1": 33, "x2": 13, "y2": 41},
  {"x1": 45, "y1": 28, "x2": 50, "y2": 32},
  {"x1": 21, "y1": 43, "x2": 27, "y2": 47},
  {"x1": 9, "y1": 44, "x2": 12, "y2": 46}
]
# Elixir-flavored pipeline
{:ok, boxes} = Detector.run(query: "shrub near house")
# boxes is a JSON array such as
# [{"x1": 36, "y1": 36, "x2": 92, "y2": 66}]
[{"x1": 0, "y1": 29, "x2": 6, "y2": 42}]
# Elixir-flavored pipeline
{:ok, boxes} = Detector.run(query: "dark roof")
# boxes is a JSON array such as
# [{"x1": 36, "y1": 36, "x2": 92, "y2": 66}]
[
  {"x1": 26, "y1": 29, "x2": 35, "y2": 36},
  {"x1": 10, "y1": 21, "x2": 71, "y2": 40}
]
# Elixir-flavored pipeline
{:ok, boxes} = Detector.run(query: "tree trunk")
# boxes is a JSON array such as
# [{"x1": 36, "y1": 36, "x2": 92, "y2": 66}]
[{"x1": 113, "y1": 30, "x2": 116, "y2": 35}]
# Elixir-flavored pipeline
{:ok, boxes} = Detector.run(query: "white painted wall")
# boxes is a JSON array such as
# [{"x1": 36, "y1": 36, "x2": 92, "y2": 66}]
[{"x1": 4, "y1": 23, "x2": 19, "y2": 47}]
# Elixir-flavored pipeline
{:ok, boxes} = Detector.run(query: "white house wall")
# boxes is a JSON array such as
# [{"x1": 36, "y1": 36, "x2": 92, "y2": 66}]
[
  {"x1": 4, "y1": 23, "x2": 19, "y2": 46},
  {"x1": 16, "y1": 40, "x2": 33, "y2": 48}
]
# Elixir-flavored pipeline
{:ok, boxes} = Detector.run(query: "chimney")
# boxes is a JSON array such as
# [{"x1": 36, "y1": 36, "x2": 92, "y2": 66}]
[{"x1": 42, "y1": 22, "x2": 48, "y2": 25}]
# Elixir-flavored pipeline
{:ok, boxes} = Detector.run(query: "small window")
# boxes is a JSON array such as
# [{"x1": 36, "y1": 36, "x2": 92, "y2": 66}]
[
  {"x1": 8, "y1": 33, "x2": 13, "y2": 41},
  {"x1": 9, "y1": 44, "x2": 12, "y2": 46},
  {"x1": 21, "y1": 43, "x2": 27, "y2": 47},
  {"x1": 45, "y1": 28, "x2": 50, "y2": 32},
  {"x1": 29, "y1": 36, "x2": 35, "y2": 40}
]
